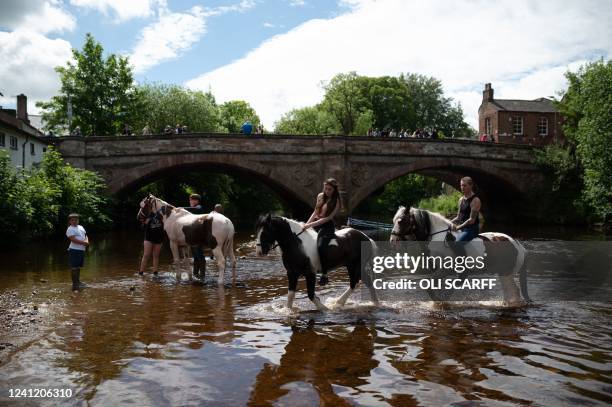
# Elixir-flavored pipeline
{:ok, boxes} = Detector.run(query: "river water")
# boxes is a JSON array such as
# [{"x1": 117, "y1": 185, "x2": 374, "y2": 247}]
[{"x1": 0, "y1": 228, "x2": 611, "y2": 406}]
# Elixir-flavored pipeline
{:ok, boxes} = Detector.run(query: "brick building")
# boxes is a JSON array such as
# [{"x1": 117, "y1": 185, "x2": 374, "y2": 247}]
[{"x1": 478, "y1": 83, "x2": 563, "y2": 145}]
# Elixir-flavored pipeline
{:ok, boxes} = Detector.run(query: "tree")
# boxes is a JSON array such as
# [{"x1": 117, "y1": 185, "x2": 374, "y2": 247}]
[
  {"x1": 132, "y1": 83, "x2": 221, "y2": 134},
  {"x1": 219, "y1": 100, "x2": 261, "y2": 133},
  {"x1": 555, "y1": 60, "x2": 612, "y2": 220},
  {"x1": 37, "y1": 33, "x2": 139, "y2": 136},
  {"x1": 274, "y1": 105, "x2": 340, "y2": 134},
  {"x1": 321, "y1": 72, "x2": 368, "y2": 135}
]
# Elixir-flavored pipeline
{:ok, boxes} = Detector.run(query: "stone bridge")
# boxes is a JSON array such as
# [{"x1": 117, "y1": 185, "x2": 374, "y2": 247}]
[{"x1": 53, "y1": 134, "x2": 546, "y2": 221}]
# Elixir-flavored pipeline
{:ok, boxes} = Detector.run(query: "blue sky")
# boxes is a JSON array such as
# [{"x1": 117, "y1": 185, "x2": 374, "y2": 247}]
[{"x1": 1, "y1": 0, "x2": 611, "y2": 128}]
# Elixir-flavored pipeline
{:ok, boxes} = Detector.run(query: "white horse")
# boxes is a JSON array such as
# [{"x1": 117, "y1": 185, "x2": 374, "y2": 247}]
[
  {"x1": 390, "y1": 206, "x2": 529, "y2": 307},
  {"x1": 139, "y1": 194, "x2": 237, "y2": 284}
]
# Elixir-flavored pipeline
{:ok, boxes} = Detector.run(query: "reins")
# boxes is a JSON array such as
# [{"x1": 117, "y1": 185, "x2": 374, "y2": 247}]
[{"x1": 270, "y1": 228, "x2": 306, "y2": 251}]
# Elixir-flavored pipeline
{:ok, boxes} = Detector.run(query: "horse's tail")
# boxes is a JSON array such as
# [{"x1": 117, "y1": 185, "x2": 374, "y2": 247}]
[
  {"x1": 223, "y1": 220, "x2": 236, "y2": 266},
  {"x1": 519, "y1": 251, "x2": 530, "y2": 303}
]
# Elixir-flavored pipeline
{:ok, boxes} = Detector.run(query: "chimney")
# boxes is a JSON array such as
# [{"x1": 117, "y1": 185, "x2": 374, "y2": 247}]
[
  {"x1": 483, "y1": 83, "x2": 494, "y2": 102},
  {"x1": 17, "y1": 94, "x2": 29, "y2": 123}
]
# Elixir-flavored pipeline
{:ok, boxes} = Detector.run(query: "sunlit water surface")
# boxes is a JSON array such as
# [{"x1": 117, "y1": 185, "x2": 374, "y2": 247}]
[{"x1": 1, "y1": 228, "x2": 611, "y2": 406}]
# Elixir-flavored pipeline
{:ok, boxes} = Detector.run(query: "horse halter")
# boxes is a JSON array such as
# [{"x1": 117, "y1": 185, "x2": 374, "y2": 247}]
[{"x1": 392, "y1": 209, "x2": 448, "y2": 241}]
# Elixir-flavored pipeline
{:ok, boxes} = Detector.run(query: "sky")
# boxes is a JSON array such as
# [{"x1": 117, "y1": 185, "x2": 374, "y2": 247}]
[{"x1": 1, "y1": 0, "x2": 611, "y2": 129}]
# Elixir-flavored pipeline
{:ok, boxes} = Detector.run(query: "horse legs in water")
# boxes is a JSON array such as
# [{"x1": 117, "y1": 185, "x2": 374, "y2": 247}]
[
  {"x1": 287, "y1": 272, "x2": 298, "y2": 310},
  {"x1": 212, "y1": 245, "x2": 226, "y2": 285},
  {"x1": 168, "y1": 241, "x2": 183, "y2": 280},
  {"x1": 306, "y1": 272, "x2": 328, "y2": 311},
  {"x1": 499, "y1": 274, "x2": 522, "y2": 307},
  {"x1": 335, "y1": 261, "x2": 380, "y2": 307}
]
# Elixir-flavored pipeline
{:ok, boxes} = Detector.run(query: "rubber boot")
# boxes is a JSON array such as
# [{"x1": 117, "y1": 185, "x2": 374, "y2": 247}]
[
  {"x1": 193, "y1": 259, "x2": 200, "y2": 278},
  {"x1": 71, "y1": 268, "x2": 85, "y2": 291}
]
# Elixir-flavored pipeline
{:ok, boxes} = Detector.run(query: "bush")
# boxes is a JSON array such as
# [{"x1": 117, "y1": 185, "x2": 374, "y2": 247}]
[{"x1": 0, "y1": 148, "x2": 111, "y2": 245}]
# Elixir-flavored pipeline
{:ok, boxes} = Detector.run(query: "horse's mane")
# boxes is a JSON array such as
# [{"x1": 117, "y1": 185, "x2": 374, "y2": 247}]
[{"x1": 394, "y1": 205, "x2": 451, "y2": 228}]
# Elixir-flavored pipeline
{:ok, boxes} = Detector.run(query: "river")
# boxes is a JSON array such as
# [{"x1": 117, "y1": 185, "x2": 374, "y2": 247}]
[{"x1": 0, "y1": 227, "x2": 611, "y2": 406}]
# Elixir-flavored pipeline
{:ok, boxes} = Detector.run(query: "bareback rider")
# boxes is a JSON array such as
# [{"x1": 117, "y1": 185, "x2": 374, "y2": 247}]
[
  {"x1": 302, "y1": 178, "x2": 342, "y2": 286},
  {"x1": 450, "y1": 176, "x2": 481, "y2": 256}
]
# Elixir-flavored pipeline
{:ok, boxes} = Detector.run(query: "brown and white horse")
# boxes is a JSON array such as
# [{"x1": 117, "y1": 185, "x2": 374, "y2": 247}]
[
  {"x1": 390, "y1": 206, "x2": 530, "y2": 307},
  {"x1": 255, "y1": 214, "x2": 379, "y2": 311},
  {"x1": 139, "y1": 194, "x2": 237, "y2": 283}
]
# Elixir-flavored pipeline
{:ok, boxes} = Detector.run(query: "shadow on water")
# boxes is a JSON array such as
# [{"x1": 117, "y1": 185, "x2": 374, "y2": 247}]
[{"x1": 0, "y1": 228, "x2": 611, "y2": 405}]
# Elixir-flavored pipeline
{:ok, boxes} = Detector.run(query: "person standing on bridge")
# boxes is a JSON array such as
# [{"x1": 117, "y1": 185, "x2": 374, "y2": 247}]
[{"x1": 302, "y1": 178, "x2": 342, "y2": 286}]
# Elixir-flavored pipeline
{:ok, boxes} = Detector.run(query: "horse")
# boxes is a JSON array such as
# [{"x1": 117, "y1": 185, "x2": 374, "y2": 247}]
[
  {"x1": 255, "y1": 214, "x2": 379, "y2": 311},
  {"x1": 138, "y1": 194, "x2": 237, "y2": 284},
  {"x1": 390, "y1": 206, "x2": 529, "y2": 307}
]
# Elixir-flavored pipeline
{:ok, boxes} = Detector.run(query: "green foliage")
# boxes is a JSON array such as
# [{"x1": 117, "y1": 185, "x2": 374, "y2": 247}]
[
  {"x1": 219, "y1": 100, "x2": 261, "y2": 133},
  {"x1": 130, "y1": 172, "x2": 285, "y2": 228},
  {"x1": 132, "y1": 83, "x2": 222, "y2": 134},
  {"x1": 555, "y1": 60, "x2": 612, "y2": 220},
  {"x1": 280, "y1": 71, "x2": 472, "y2": 136},
  {"x1": 274, "y1": 105, "x2": 340, "y2": 135},
  {"x1": 355, "y1": 174, "x2": 441, "y2": 214},
  {"x1": 36, "y1": 33, "x2": 139, "y2": 136},
  {"x1": 0, "y1": 148, "x2": 111, "y2": 244},
  {"x1": 416, "y1": 191, "x2": 462, "y2": 218},
  {"x1": 321, "y1": 72, "x2": 367, "y2": 135},
  {"x1": 537, "y1": 60, "x2": 612, "y2": 223}
]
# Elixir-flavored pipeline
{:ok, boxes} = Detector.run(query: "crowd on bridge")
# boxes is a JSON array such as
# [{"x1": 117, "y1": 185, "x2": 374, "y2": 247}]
[{"x1": 367, "y1": 127, "x2": 451, "y2": 139}]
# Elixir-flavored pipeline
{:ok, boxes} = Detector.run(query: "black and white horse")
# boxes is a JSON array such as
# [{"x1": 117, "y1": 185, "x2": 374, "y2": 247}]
[
  {"x1": 391, "y1": 206, "x2": 529, "y2": 306},
  {"x1": 255, "y1": 214, "x2": 379, "y2": 311}
]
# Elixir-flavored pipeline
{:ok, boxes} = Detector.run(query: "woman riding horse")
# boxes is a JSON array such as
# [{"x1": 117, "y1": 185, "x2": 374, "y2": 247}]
[{"x1": 302, "y1": 178, "x2": 342, "y2": 286}]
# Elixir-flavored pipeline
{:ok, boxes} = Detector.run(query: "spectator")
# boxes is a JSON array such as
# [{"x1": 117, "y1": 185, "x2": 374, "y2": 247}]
[
  {"x1": 175, "y1": 124, "x2": 183, "y2": 134},
  {"x1": 71, "y1": 126, "x2": 82, "y2": 136},
  {"x1": 390, "y1": 129, "x2": 397, "y2": 137},
  {"x1": 142, "y1": 125, "x2": 151, "y2": 136},
  {"x1": 182, "y1": 125, "x2": 189, "y2": 134},
  {"x1": 164, "y1": 125, "x2": 173, "y2": 135},
  {"x1": 241, "y1": 120, "x2": 253, "y2": 135},
  {"x1": 122, "y1": 123, "x2": 132, "y2": 136}
]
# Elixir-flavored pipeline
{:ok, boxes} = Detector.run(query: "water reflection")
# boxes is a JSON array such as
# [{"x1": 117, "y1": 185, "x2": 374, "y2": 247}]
[{"x1": 0, "y1": 230, "x2": 611, "y2": 406}]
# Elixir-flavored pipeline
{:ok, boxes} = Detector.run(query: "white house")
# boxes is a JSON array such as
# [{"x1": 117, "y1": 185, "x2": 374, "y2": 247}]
[{"x1": 0, "y1": 94, "x2": 50, "y2": 169}]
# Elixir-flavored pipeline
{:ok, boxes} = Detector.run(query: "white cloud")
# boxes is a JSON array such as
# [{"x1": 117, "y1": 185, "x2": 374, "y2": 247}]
[
  {"x1": 0, "y1": 30, "x2": 73, "y2": 114},
  {"x1": 288, "y1": 0, "x2": 306, "y2": 6},
  {"x1": 0, "y1": 0, "x2": 76, "y2": 34},
  {"x1": 129, "y1": 1, "x2": 258, "y2": 73},
  {"x1": 69, "y1": 0, "x2": 163, "y2": 22},
  {"x1": 129, "y1": 6, "x2": 207, "y2": 73},
  {"x1": 263, "y1": 22, "x2": 275, "y2": 28},
  {"x1": 185, "y1": 0, "x2": 612, "y2": 129}
]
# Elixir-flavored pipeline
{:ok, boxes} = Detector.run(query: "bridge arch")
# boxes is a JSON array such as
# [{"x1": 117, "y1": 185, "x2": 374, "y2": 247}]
[
  {"x1": 348, "y1": 157, "x2": 532, "y2": 221},
  {"x1": 108, "y1": 153, "x2": 314, "y2": 216}
]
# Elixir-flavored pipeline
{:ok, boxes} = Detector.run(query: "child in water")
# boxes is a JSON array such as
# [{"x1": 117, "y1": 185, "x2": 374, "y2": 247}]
[{"x1": 66, "y1": 213, "x2": 89, "y2": 291}]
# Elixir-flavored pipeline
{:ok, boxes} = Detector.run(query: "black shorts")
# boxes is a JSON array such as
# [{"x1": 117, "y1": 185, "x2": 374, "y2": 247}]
[
  {"x1": 69, "y1": 249, "x2": 85, "y2": 268},
  {"x1": 145, "y1": 229, "x2": 164, "y2": 244}
]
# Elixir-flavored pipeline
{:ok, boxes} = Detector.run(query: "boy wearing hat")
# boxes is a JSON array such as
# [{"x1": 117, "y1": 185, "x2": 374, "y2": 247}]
[{"x1": 66, "y1": 213, "x2": 89, "y2": 291}]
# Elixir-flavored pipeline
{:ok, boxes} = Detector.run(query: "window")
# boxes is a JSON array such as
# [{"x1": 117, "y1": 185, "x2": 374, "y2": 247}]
[
  {"x1": 512, "y1": 116, "x2": 523, "y2": 135},
  {"x1": 0, "y1": 133, "x2": 5, "y2": 147},
  {"x1": 30, "y1": 143, "x2": 35, "y2": 155},
  {"x1": 538, "y1": 117, "x2": 548, "y2": 136},
  {"x1": 10, "y1": 136, "x2": 18, "y2": 150},
  {"x1": 485, "y1": 117, "x2": 492, "y2": 135}
]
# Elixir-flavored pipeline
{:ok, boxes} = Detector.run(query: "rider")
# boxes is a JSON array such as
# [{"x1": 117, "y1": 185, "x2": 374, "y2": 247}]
[
  {"x1": 450, "y1": 176, "x2": 481, "y2": 256},
  {"x1": 185, "y1": 194, "x2": 206, "y2": 277},
  {"x1": 302, "y1": 178, "x2": 342, "y2": 286}
]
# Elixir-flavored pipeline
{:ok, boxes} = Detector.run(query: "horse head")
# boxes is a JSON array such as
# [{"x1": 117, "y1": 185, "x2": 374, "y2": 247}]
[
  {"x1": 137, "y1": 193, "x2": 154, "y2": 221},
  {"x1": 390, "y1": 206, "x2": 430, "y2": 241},
  {"x1": 255, "y1": 213, "x2": 275, "y2": 256}
]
